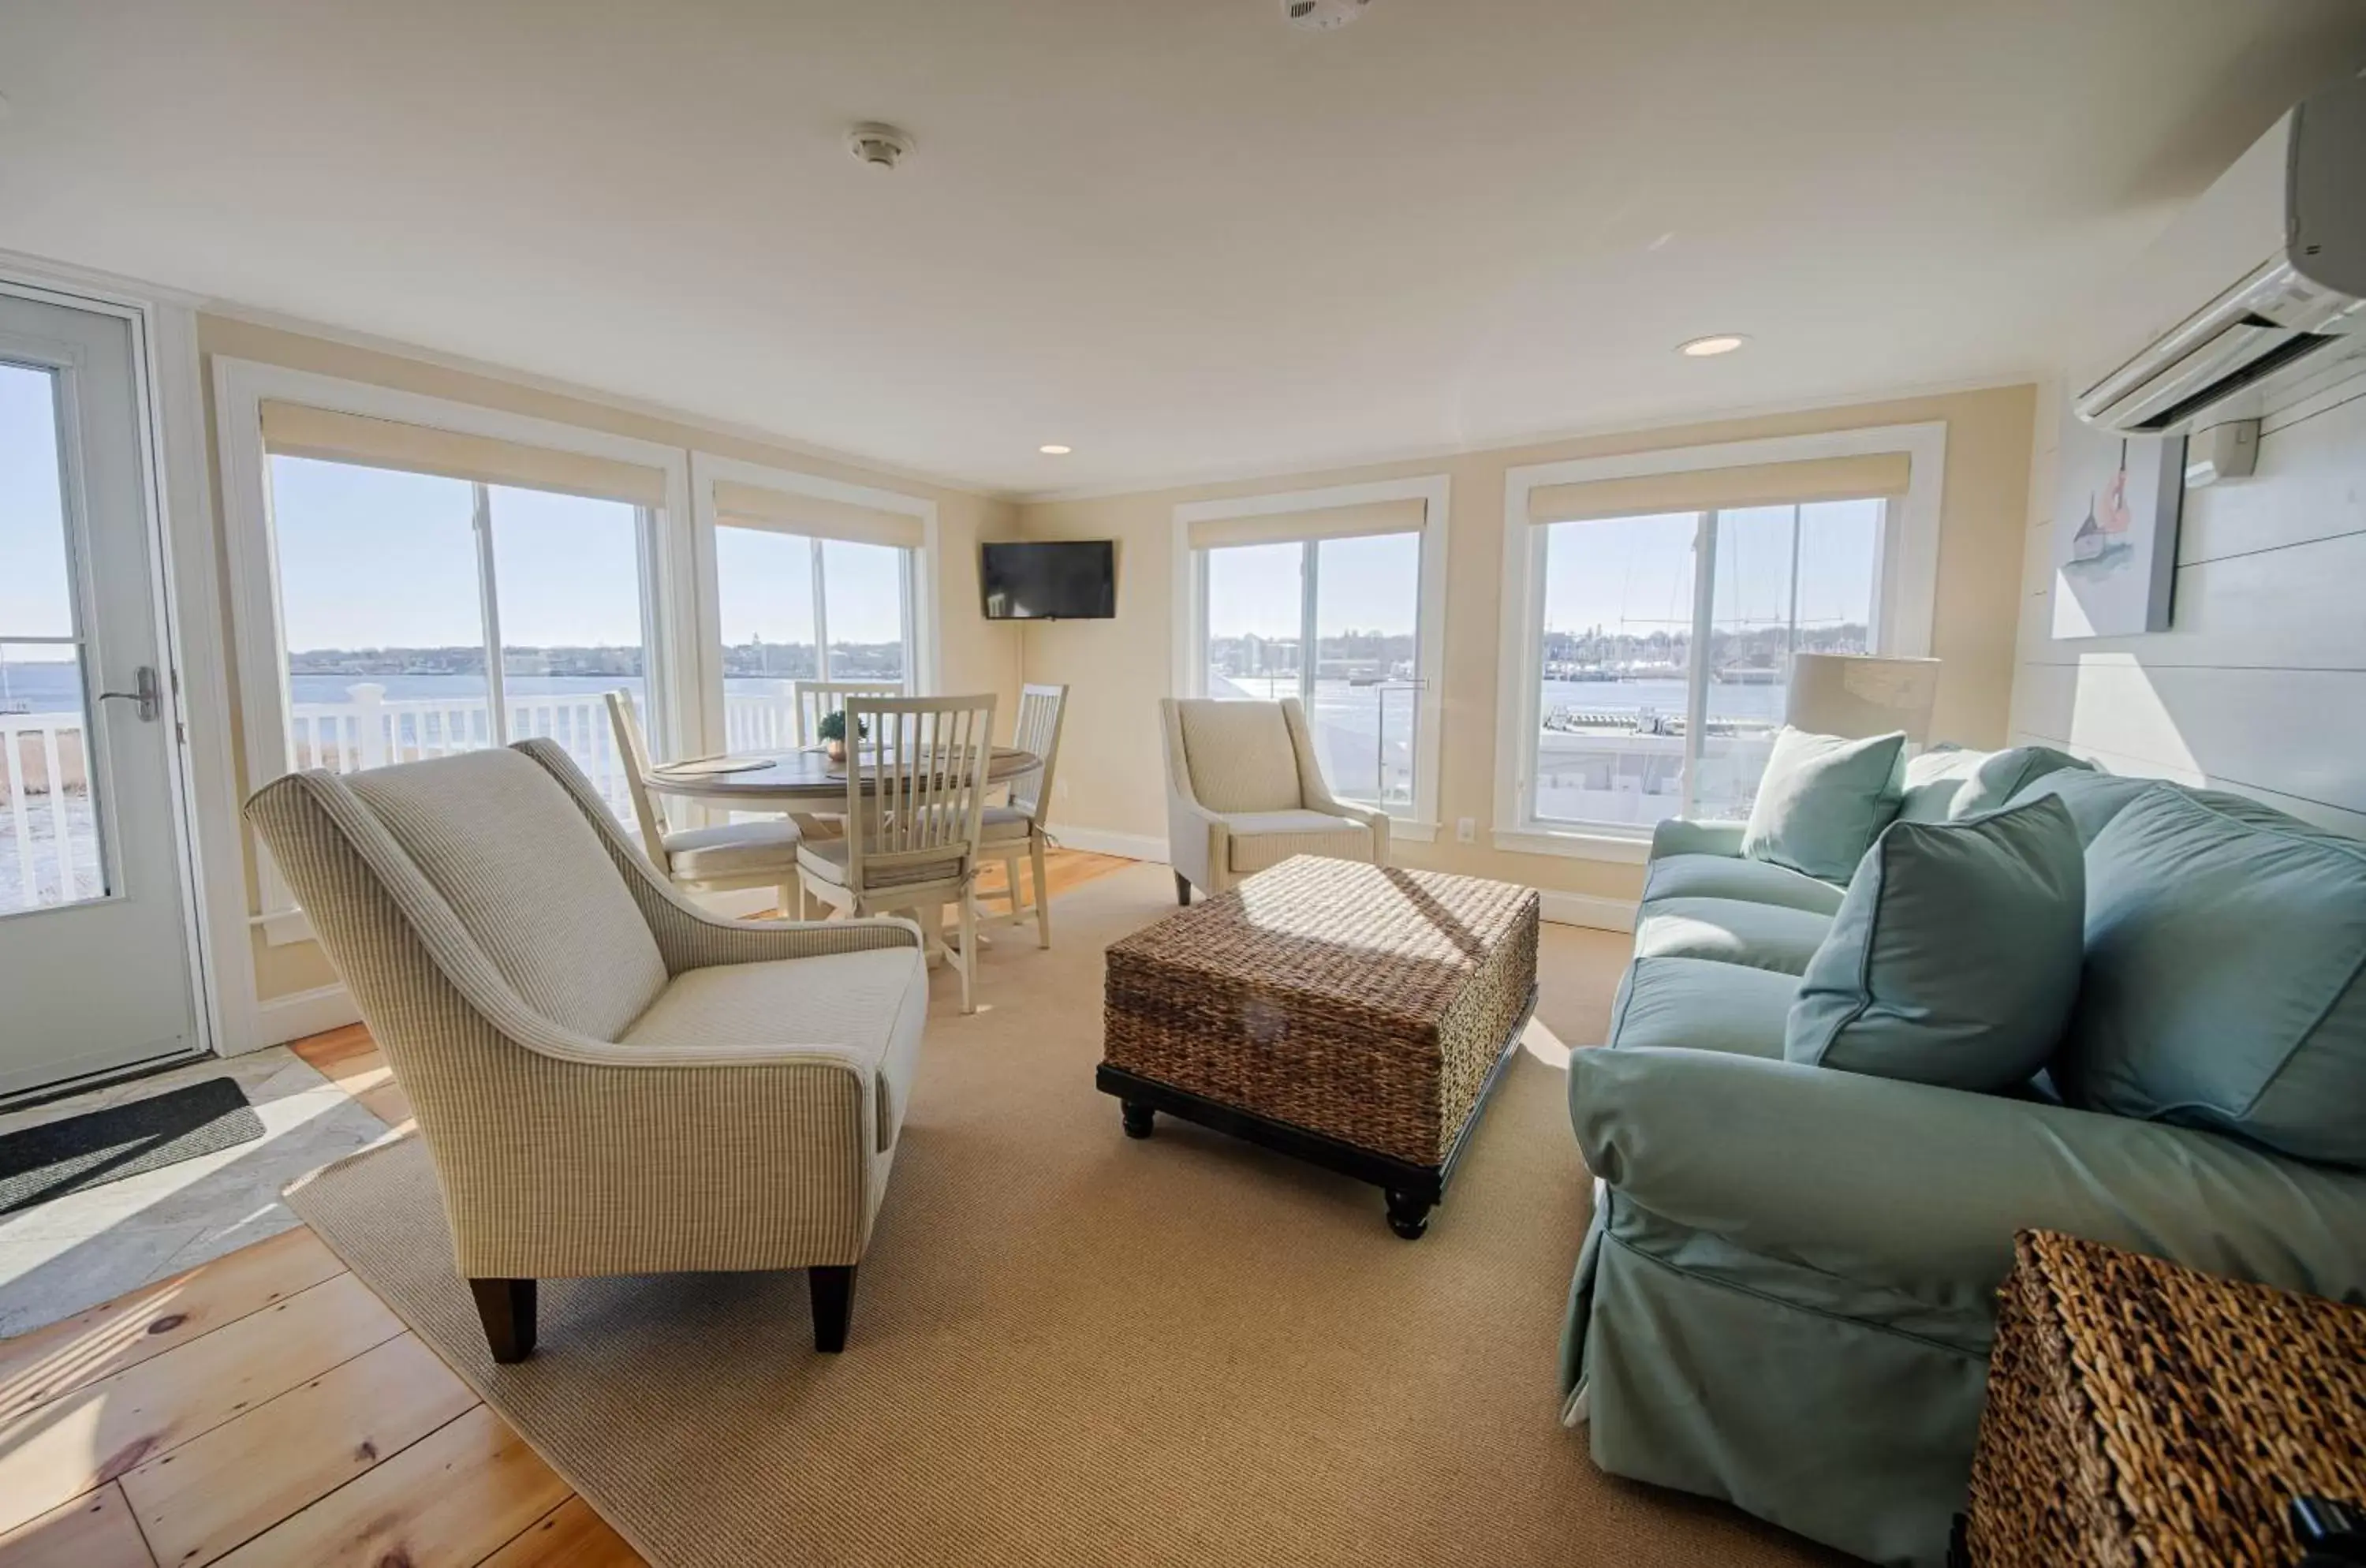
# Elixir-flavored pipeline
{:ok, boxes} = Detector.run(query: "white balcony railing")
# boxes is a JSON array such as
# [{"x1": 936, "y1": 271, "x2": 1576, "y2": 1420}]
[
  {"x1": 2, "y1": 712, "x2": 100, "y2": 914},
  {"x1": 2, "y1": 685, "x2": 808, "y2": 916}
]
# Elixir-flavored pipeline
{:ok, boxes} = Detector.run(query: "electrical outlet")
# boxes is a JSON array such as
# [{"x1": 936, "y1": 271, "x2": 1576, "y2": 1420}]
[{"x1": 1456, "y1": 816, "x2": 1475, "y2": 843}]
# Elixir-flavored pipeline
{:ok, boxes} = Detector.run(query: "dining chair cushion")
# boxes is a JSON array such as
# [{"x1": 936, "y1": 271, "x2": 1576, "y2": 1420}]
[
  {"x1": 345, "y1": 749, "x2": 667, "y2": 1041},
  {"x1": 797, "y1": 836, "x2": 968, "y2": 890},
  {"x1": 980, "y1": 805, "x2": 1033, "y2": 842},
  {"x1": 618, "y1": 945, "x2": 929, "y2": 1152},
  {"x1": 1224, "y1": 808, "x2": 1374, "y2": 875},
  {"x1": 1176, "y1": 701, "x2": 1305, "y2": 815},
  {"x1": 661, "y1": 818, "x2": 804, "y2": 879}
]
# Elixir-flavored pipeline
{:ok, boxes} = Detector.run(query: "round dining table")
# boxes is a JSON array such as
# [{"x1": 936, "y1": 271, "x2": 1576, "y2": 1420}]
[
  {"x1": 638, "y1": 745, "x2": 1043, "y2": 960},
  {"x1": 637, "y1": 744, "x2": 1043, "y2": 807}
]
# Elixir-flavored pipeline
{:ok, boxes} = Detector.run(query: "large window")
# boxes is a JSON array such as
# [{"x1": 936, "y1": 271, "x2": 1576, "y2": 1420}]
[
  {"x1": 268, "y1": 456, "x2": 658, "y2": 816},
  {"x1": 1181, "y1": 480, "x2": 1447, "y2": 827},
  {"x1": 1529, "y1": 501, "x2": 1880, "y2": 829},
  {"x1": 1499, "y1": 428, "x2": 1942, "y2": 853},
  {"x1": 698, "y1": 456, "x2": 931, "y2": 752},
  {"x1": 714, "y1": 525, "x2": 915, "y2": 748}
]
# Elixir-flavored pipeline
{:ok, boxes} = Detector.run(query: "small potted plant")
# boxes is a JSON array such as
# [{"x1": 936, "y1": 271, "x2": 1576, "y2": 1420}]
[{"x1": 816, "y1": 709, "x2": 866, "y2": 763}]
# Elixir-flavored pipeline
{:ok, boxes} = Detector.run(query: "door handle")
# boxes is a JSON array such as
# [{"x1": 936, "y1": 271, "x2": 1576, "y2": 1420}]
[{"x1": 98, "y1": 666, "x2": 162, "y2": 722}]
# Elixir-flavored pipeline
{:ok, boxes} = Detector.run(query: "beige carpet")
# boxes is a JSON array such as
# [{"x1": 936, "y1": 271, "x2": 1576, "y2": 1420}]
[{"x1": 287, "y1": 864, "x2": 1841, "y2": 1567}]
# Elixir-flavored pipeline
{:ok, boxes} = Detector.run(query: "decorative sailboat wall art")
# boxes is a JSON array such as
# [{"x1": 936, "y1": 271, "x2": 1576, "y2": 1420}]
[{"x1": 2051, "y1": 390, "x2": 2185, "y2": 639}]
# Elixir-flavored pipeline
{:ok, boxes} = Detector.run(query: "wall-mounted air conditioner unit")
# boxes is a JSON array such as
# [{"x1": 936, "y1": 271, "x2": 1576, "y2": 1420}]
[{"x1": 2077, "y1": 73, "x2": 2365, "y2": 436}]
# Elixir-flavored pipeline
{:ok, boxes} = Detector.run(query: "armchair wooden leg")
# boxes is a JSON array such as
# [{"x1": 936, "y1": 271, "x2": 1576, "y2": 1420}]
[
  {"x1": 469, "y1": 1277, "x2": 536, "y2": 1364},
  {"x1": 810, "y1": 1264, "x2": 856, "y2": 1353},
  {"x1": 1029, "y1": 834, "x2": 1051, "y2": 948},
  {"x1": 1174, "y1": 871, "x2": 1192, "y2": 906}
]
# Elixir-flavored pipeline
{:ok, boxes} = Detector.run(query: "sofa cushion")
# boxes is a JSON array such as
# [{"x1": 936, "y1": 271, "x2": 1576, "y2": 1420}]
[
  {"x1": 1897, "y1": 745, "x2": 2092, "y2": 823},
  {"x1": 1788, "y1": 795, "x2": 2085, "y2": 1092},
  {"x1": 1633, "y1": 896, "x2": 1832, "y2": 976},
  {"x1": 1742, "y1": 727, "x2": 1906, "y2": 882},
  {"x1": 2054, "y1": 788, "x2": 2366, "y2": 1167},
  {"x1": 1607, "y1": 957, "x2": 1799, "y2": 1058},
  {"x1": 1176, "y1": 700, "x2": 1304, "y2": 814},
  {"x1": 345, "y1": 749, "x2": 667, "y2": 1041},
  {"x1": 2002, "y1": 770, "x2": 2165, "y2": 845},
  {"x1": 1641, "y1": 852, "x2": 1847, "y2": 917}
]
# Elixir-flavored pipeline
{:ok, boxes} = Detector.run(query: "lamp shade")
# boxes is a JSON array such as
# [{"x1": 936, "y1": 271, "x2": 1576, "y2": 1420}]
[{"x1": 1785, "y1": 653, "x2": 1940, "y2": 744}]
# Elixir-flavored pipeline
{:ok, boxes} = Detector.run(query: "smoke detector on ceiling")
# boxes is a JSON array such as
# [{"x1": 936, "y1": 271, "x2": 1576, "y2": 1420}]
[
  {"x1": 846, "y1": 123, "x2": 913, "y2": 171},
  {"x1": 1285, "y1": 0, "x2": 1371, "y2": 31}
]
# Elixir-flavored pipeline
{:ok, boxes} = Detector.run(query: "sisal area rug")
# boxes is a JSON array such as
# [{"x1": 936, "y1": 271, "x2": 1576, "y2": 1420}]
[{"x1": 286, "y1": 864, "x2": 1838, "y2": 1567}]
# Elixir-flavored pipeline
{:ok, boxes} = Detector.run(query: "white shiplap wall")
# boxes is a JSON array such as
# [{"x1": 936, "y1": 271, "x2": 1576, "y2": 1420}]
[{"x1": 2008, "y1": 367, "x2": 2366, "y2": 837}]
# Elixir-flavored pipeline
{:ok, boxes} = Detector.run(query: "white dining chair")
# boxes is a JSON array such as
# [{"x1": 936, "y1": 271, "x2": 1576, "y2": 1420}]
[
  {"x1": 793, "y1": 680, "x2": 903, "y2": 748},
  {"x1": 795, "y1": 694, "x2": 998, "y2": 1014},
  {"x1": 606, "y1": 692, "x2": 804, "y2": 915},
  {"x1": 976, "y1": 683, "x2": 1068, "y2": 949}
]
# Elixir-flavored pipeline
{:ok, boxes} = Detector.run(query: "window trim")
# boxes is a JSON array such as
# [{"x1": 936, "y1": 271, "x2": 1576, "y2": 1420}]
[
  {"x1": 687, "y1": 450, "x2": 939, "y2": 752},
  {"x1": 1171, "y1": 474, "x2": 1450, "y2": 839},
  {"x1": 1493, "y1": 424, "x2": 1946, "y2": 861},
  {"x1": 214, "y1": 358, "x2": 696, "y2": 924}
]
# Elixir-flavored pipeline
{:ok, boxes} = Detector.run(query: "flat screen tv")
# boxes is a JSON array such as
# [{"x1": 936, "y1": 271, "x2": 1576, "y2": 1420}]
[{"x1": 980, "y1": 540, "x2": 1117, "y2": 621}]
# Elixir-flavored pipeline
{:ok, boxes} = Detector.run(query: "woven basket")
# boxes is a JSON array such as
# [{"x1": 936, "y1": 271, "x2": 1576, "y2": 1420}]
[
  {"x1": 1103, "y1": 856, "x2": 1539, "y2": 1167},
  {"x1": 1966, "y1": 1229, "x2": 2366, "y2": 1566}
]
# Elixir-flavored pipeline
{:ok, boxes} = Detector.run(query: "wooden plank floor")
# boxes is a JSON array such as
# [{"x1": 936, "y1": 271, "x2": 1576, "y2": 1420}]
[{"x1": 0, "y1": 849, "x2": 1130, "y2": 1568}]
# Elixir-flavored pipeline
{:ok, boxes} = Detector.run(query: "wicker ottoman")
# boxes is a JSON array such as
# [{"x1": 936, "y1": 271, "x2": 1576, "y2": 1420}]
[
  {"x1": 1097, "y1": 855, "x2": 1539, "y2": 1238},
  {"x1": 1961, "y1": 1230, "x2": 2366, "y2": 1566}
]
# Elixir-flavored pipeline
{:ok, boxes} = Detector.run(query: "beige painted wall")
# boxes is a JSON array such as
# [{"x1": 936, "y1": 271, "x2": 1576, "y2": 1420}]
[
  {"x1": 1017, "y1": 384, "x2": 2039, "y2": 906},
  {"x1": 2008, "y1": 369, "x2": 2366, "y2": 834},
  {"x1": 197, "y1": 315, "x2": 1023, "y2": 1003}
]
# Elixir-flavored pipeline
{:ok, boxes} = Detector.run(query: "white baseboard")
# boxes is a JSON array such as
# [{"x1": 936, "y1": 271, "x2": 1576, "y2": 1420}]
[
  {"x1": 253, "y1": 981, "x2": 361, "y2": 1051},
  {"x1": 1048, "y1": 825, "x2": 1168, "y2": 863},
  {"x1": 1537, "y1": 890, "x2": 1637, "y2": 932}
]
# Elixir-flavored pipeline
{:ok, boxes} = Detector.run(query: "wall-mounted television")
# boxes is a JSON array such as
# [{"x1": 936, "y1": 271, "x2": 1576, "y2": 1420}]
[{"x1": 980, "y1": 540, "x2": 1117, "y2": 621}]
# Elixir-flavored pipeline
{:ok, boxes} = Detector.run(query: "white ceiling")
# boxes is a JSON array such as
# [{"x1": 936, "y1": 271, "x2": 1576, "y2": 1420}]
[{"x1": 5, "y1": 1, "x2": 2363, "y2": 496}]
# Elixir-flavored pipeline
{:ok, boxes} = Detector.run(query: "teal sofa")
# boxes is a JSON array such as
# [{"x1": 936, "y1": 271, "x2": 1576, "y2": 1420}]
[{"x1": 1560, "y1": 753, "x2": 2366, "y2": 1566}]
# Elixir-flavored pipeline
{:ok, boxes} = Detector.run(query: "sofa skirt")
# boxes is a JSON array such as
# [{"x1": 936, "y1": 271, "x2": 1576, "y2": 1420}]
[{"x1": 1561, "y1": 1194, "x2": 1991, "y2": 1568}]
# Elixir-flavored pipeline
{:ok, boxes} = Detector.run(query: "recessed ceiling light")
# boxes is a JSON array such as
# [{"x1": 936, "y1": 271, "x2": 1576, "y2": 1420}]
[
  {"x1": 1678, "y1": 334, "x2": 1749, "y2": 357},
  {"x1": 1039, "y1": 444, "x2": 1073, "y2": 456}
]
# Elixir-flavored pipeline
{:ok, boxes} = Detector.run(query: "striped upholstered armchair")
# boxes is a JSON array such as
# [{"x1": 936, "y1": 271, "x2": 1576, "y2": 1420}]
[
  {"x1": 244, "y1": 739, "x2": 927, "y2": 1361},
  {"x1": 1159, "y1": 697, "x2": 1390, "y2": 904}
]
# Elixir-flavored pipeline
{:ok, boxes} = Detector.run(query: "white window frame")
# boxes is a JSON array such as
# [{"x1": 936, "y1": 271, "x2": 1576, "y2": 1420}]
[
  {"x1": 688, "y1": 450, "x2": 939, "y2": 750},
  {"x1": 1494, "y1": 423, "x2": 1946, "y2": 862},
  {"x1": 214, "y1": 358, "x2": 696, "y2": 931},
  {"x1": 1171, "y1": 475, "x2": 1450, "y2": 841}
]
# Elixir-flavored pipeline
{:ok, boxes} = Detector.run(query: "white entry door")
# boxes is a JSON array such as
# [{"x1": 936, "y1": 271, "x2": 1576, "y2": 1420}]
[{"x1": 0, "y1": 290, "x2": 205, "y2": 1098}]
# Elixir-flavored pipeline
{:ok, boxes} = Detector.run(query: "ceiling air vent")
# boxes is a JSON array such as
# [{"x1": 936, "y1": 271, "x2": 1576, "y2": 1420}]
[{"x1": 1286, "y1": 0, "x2": 1372, "y2": 32}]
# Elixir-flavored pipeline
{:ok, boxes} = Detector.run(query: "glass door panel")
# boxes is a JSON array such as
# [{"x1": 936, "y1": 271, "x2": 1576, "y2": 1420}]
[
  {"x1": 1533, "y1": 513, "x2": 1696, "y2": 827},
  {"x1": 1309, "y1": 531, "x2": 1420, "y2": 807},
  {"x1": 1695, "y1": 499, "x2": 1883, "y2": 819},
  {"x1": 269, "y1": 457, "x2": 488, "y2": 770},
  {"x1": 1204, "y1": 541, "x2": 1303, "y2": 702},
  {"x1": 819, "y1": 539, "x2": 907, "y2": 685},
  {"x1": 487, "y1": 486, "x2": 647, "y2": 814},
  {"x1": 715, "y1": 523, "x2": 817, "y2": 752},
  {"x1": 2, "y1": 365, "x2": 110, "y2": 913}
]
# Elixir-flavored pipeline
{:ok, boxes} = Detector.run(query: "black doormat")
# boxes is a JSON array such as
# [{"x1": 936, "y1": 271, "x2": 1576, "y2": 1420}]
[{"x1": 0, "y1": 1077, "x2": 265, "y2": 1215}]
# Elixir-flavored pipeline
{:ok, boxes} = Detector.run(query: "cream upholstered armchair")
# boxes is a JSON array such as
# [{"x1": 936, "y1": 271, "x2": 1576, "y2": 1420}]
[
  {"x1": 244, "y1": 739, "x2": 927, "y2": 1361},
  {"x1": 1159, "y1": 697, "x2": 1390, "y2": 903}
]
